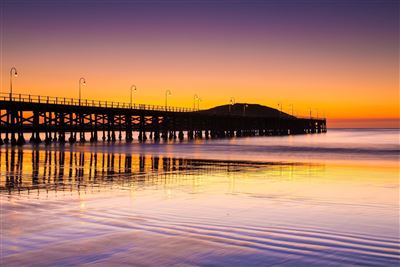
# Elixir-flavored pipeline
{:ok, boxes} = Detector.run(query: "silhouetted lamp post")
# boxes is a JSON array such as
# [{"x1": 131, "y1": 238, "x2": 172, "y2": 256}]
[
  {"x1": 165, "y1": 89, "x2": 171, "y2": 109},
  {"x1": 278, "y1": 103, "x2": 282, "y2": 118},
  {"x1": 79, "y1": 77, "x2": 86, "y2": 105},
  {"x1": 243, "y1": 104, "x2": 249, "y2": 116},
  {"x1": 10, "y1": 67, "x2": 18, "y2": 100},
  {"x1": 130, "y1": 85, "x2": 137, "y2": 108},
  {"x1": 193, "y1": 94, "x2": 198, "y2": 109},
  {"x1": 197, "y1": 97, "x2": 202, "y2": 110},
  {"x1": 229, "y1": 97, "x2": 235, "y2": 113}
]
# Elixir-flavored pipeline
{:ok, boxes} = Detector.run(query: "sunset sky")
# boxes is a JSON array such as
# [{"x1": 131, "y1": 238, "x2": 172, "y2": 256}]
[{"x1": 1, "y1": 0, "x2": 398, "y2": 127}]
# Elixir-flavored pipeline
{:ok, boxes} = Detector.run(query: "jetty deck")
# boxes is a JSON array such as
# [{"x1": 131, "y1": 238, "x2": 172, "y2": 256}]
[{"x1": 0, "y1": 93, "x2": 326, "y2": 145}]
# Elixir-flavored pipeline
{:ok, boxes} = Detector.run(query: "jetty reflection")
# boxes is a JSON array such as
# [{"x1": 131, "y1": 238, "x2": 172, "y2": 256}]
[{"x1": 1, "y1": 148, "x2": 324, "y2": 194}]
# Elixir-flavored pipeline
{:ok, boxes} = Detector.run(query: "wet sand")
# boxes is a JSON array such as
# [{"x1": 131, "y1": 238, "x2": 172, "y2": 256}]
[{"x1": 1, "y1": 129, "x2": 399, "y2": 266}]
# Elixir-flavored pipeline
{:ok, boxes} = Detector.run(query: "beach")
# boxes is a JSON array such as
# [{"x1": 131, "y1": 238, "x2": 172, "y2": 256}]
[{"x1": 1, "y1": 129, "x2": 399, "y2": 266}]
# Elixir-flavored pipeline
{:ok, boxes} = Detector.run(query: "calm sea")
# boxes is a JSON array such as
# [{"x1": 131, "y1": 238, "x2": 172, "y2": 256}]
[{"x1": 1, "y1": 129, "x2": 399, "y2": 266}]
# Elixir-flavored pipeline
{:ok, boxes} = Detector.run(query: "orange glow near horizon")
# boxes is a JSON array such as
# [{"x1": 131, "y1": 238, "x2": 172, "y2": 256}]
[
  {"x1": 1, "y1": 1, "x2": 398, "y2": 128},
  {"x1": 1, "y1": 59, "x2": 397, "y2": 128}
]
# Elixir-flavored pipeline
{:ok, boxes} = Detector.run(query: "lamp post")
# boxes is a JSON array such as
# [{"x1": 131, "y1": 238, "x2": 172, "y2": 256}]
[
  {"x1": 193, "y1": 94, "x2": 198, "y2": 109},
  {"x1": 165, "y1": 89, "x2": 171, "y2": 110},
  {"x1": 289, "y1": 104, "x2": 294, "y2": 116},
  {"x1": 243, "y1": 104, "x2": 249, "y2": 116},
  {"x1": 229, "y1": 97, "x2": 235, "y2": 113},
  {"x1": 10, "y1": 67, "x2": 18, "y2": 100},
  {"x1": 197, "y1": 97, "x2": 202, "y2": 110},
  {"x1": 130, "y1": 85, "x2": 137, "y2": 108},
  {"x1": 79, "y1": 77, "x2": 86, "y2": 105},
  {"x1": 278, "y1": 103, "x2": 282, "y2": 118}
]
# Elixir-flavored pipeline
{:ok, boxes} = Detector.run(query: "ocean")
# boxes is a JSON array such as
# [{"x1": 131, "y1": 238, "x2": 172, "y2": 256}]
[{"x1": 1, "y1": 129, "x2": 399, "y2": 266}]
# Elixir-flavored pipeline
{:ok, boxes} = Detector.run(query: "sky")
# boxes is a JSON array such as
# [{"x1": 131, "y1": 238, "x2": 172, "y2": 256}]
[{"x1": 0, "y1": 0, "x2": 398, "y2": 128}]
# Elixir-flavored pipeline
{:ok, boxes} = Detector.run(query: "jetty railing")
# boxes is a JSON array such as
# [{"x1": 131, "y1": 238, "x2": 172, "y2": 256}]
[
  {"x1": 0, "y1": 92, "x2": 325, "y2": 120},
  {"x1": 0, "y1": 92, "x2": 196, "y2": 113}
]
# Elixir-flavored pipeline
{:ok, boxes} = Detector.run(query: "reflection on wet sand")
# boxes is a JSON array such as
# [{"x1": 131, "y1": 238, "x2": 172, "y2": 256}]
[
  {"x1": 2, "y1": 130, "x2": 399, "y2": 266},
  {"x1": 1, "y1": 146, "x2": 399, "y2": 267},
  {"x1": 1, "y1": 147, "x2": 323, "y2": 195}
]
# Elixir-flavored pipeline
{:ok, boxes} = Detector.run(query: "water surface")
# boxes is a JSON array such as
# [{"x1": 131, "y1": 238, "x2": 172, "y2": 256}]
[{"x1": 1, "y1": 129, "x2": 399, "y2": 266}]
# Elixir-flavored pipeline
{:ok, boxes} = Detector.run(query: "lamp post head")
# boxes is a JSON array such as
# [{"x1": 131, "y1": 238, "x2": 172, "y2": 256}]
[{"x1": 10, "y1": 67, "x2": 18, "y2": 76}]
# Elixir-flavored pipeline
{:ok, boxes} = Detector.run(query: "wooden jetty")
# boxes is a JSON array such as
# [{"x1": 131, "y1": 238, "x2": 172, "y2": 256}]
[{"x1": 0, "y1": 93, "x2": 327, "y2": 146}]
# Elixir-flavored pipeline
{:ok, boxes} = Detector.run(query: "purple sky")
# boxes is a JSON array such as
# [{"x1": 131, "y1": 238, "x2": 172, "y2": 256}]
[{"x1": 1, "y1": 0, "x2": 398, "y2": 126}]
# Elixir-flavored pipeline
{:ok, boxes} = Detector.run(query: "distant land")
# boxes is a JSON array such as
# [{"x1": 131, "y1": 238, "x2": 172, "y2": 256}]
[{"x1": 199, "y1": 103, "x2": 294, "y2": 119}]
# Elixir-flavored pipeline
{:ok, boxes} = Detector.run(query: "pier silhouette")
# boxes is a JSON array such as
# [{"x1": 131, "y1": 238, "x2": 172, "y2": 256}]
[{"x1": 0, "y1": 93, "x2": 326, "y2": 146}]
